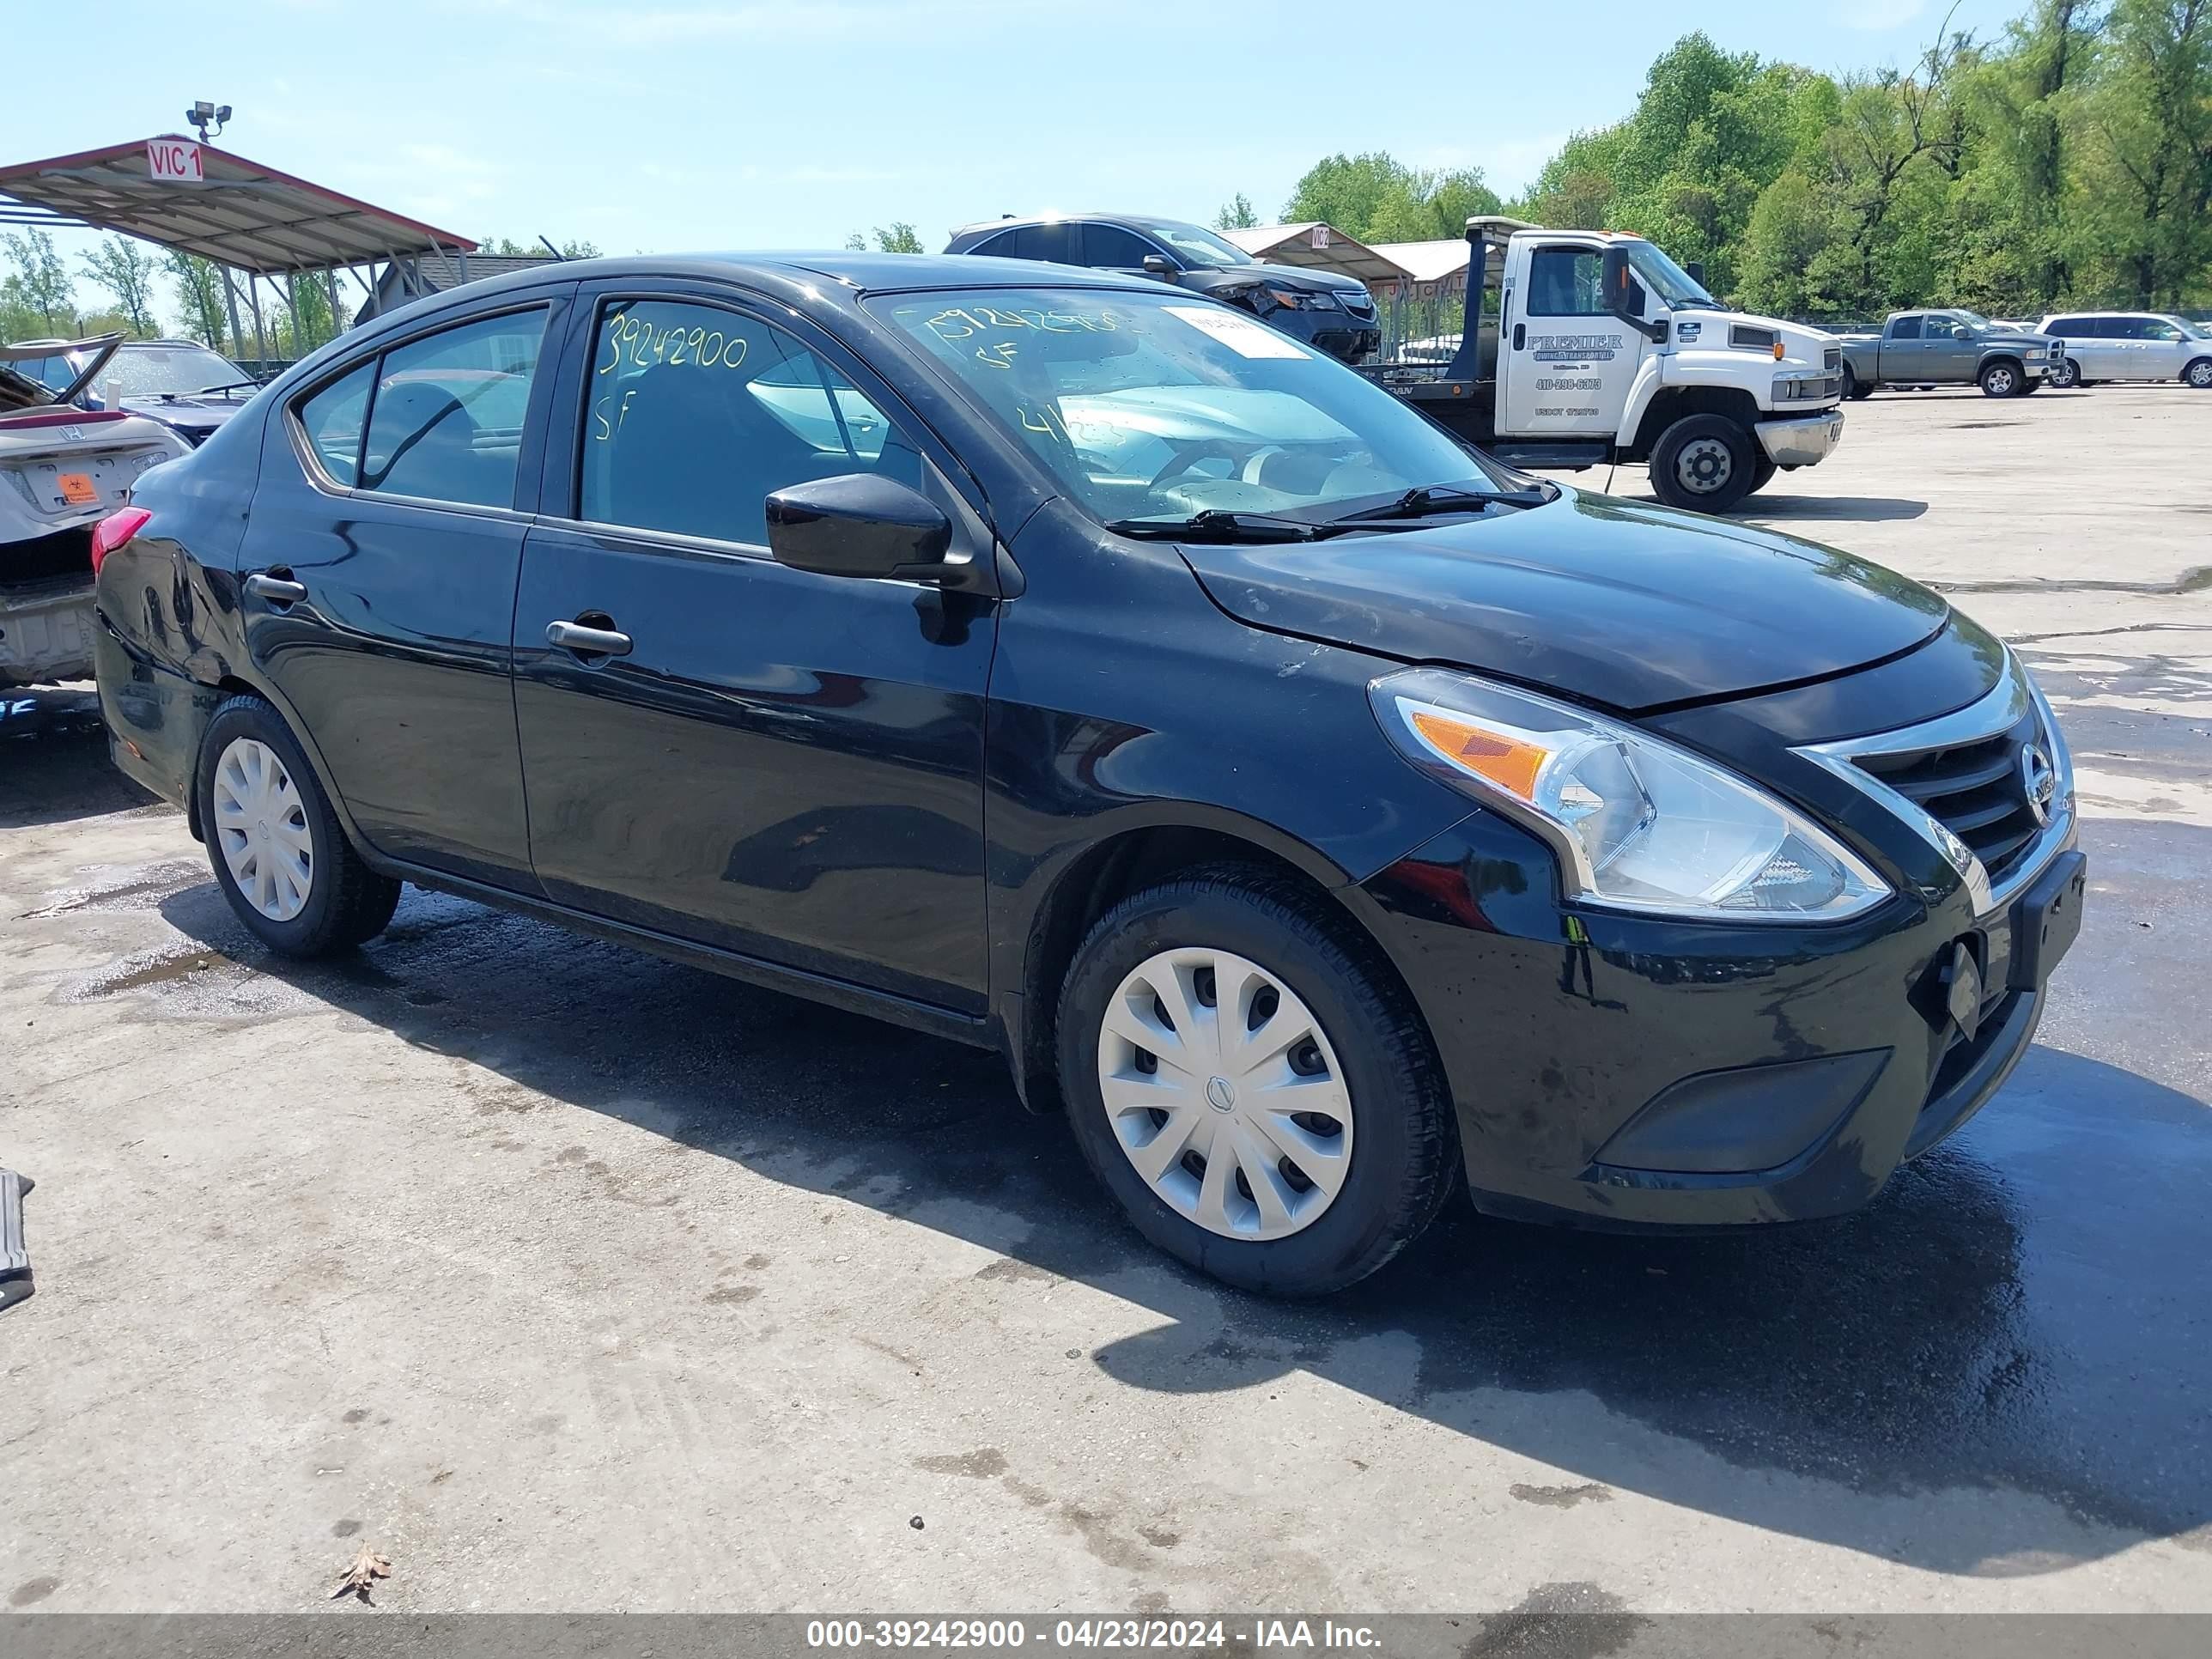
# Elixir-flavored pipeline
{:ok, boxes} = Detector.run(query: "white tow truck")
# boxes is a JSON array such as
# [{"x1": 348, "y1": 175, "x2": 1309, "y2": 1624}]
[{"x1": 1362, "y1": 217, "x2": 1847, "y2": 514}]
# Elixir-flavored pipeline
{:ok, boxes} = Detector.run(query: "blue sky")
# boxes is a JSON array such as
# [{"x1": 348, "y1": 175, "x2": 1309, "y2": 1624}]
[{"x1": 9, "y1": 0, "x2": 2021, "y2": 318}]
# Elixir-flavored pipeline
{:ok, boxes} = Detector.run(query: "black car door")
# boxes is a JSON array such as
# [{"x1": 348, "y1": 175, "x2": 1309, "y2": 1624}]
[
  {"x1": 240, "y1": 291, "x2": 572, "y2": 890},
  {"x1": 510, "y1": 283, "x2": 998, "y2": 1013}
]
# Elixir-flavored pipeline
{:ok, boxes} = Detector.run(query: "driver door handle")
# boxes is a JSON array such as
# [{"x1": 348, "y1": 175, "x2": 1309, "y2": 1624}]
[
  {"x1": 245, "y1": 571, "x2": 307, "y2": 605},
  {"x1": 545, "y1": 619, "x2": 633, "y2": 658}
]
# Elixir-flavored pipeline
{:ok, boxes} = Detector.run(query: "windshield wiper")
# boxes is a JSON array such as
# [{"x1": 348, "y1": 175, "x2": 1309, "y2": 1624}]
[
  {"x1": 1328, "y1": 483, "x2": 1548, "y2": 524},
  {"x1": 1106, "y1": 509, "x2": 1336, "y2": 544},
  {"x1": 192, "y1": 380, "x2": 259, "y2": 396}
]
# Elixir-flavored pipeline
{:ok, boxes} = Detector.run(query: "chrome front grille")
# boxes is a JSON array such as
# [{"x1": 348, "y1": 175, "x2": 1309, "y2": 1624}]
[
  {"x1": 1850, "y1": 702, "x2": 2047, "y2": 884},
  {"x1": 1794, "y1": 654, "x2": 2073, "y2": 914}
]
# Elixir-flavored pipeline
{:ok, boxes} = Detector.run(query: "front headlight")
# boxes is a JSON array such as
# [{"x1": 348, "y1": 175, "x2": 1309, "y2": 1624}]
[
  {"x1": 1262, "y1": 287, "x2": 1337, "y2": 311},
  {"x1": 1370, "y1": 668, "x2": 1891, "y2": 921}
]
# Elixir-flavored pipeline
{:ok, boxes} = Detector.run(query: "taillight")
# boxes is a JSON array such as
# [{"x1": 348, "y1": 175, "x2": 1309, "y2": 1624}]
[
  {"x1": 0, "y1": 407, "x2": 132, "y2": 430},
  {"x1": 89, "y1": 507, "x2": 152, "y2": 574}
]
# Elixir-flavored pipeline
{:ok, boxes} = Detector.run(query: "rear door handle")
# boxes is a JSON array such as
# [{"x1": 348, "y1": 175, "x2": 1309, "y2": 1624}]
[
  {"x1": 545, "y1": 619, "x2": 633, "y2": 659},
  {"x1": 245, "y1": 572, "x2": 307, "y2": 605}
]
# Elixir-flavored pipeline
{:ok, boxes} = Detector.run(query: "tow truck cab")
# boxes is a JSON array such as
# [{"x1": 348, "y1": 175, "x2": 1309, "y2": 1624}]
[{"x1": 1362, "y1": 217, "x2": 1845, "y2": 514}]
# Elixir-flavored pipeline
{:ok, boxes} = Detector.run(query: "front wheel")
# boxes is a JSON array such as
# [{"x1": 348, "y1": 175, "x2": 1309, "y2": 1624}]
[
  {"x1": 196, "y1": 694, "x2": 402, "y2": 957},
  {"x1": 2020, "y1": 376, "x2": 2044, "y2": 394},
  {"x1": 2047, "y1": 356, "x2": 2081, "y2": 389},
  {"x1": 1649, "y1": 414, "x2": 1757, "y2": 514},
  {"x1": 1979, "y1": 360, "x2": 2024, "y2": 398},
  {"x1": 1747, "y1": 453, "x2": 1779, "y2": 495},
  {"x1": 2185, "y1": 357, "x2": 2212, "y2": 390},
  {"x1": 1842, "y1": 365, "x2": 1874, "y2": 401},
  {"x1": 1056, "y1": 868, "x2": 1457, "y2": 1296}
]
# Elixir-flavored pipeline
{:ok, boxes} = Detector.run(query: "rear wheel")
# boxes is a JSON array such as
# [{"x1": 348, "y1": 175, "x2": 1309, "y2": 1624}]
[
  {"x1": 1056, "y1": 868, "x2": 1456, "y2": 1296},
  {"x1": 1649, "y1": 414, "x2": 1757, "y2": 514},
  {"x1": 196, "y1": 695, "x2": 402, "y2": 957},
  {"x1": 2185, "y1": 357, "x2": 2212, "y2": 390},
  {"x1": 1979, "y1": 360, "x2": 2023, "y2": 398},
  {"x1": 1842, "y1": 364, "x2": 1874, "y2": 401}
]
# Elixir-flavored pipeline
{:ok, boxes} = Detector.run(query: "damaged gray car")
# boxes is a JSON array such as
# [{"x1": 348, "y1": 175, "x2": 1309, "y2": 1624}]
[{"x1": 2, "y1": 335, "x2": 190, "y2": 688}]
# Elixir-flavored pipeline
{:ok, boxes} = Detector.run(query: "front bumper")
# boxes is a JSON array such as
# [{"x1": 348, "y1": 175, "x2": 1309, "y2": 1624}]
[
  {"x1": 0, "y1": 574, "x2": 96, "y2": 684},
  {"x1": 1349, "y1": 781, "x2": 2081, "y2": 1232},
  {"x1": 1756, "y1": 409, "x2": 1845, "y2": 467}
]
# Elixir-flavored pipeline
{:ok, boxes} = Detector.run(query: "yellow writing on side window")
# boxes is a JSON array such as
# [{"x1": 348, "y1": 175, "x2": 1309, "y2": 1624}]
[{"x1": 596, "y1": 311, "x2": 753, "y2": 378}]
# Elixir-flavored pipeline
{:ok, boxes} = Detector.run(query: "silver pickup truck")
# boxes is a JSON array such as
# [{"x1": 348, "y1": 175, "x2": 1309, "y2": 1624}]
[{"x1": 1834, "y1": 309, "x2": 2062, "y2": 399}]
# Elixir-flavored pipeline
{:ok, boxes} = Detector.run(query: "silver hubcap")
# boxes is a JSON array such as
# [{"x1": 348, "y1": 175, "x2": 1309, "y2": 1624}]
[
  {"x1": 211, "y1": 737, "x2": 313, "y2": 922},
  {"x1": 2191, "y1": 362, "x2": 2212, "y2": 387},
  {"x1": 1097, "y1": 946, "x2": 1353, "y2": 1242},
  {"x1": 2054, "y1": 362, "x2": 2076, "y2": 385},
  {"x1": 1989, "y1": 368, "x2": 2014, "y2": 393},
  {"x1": 1675, "y1": 437, "x2": 1733, "y2": 494}
]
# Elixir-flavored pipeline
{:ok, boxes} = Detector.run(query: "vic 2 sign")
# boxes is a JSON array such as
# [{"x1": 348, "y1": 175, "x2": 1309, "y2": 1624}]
[{"x1": 147, "y1": 140, "x2": 204, "y2": 183}]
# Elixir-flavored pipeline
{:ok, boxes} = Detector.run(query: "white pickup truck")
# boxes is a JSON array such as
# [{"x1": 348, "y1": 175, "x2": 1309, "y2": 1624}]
[{"x1": 1362, "y1": 216, "x2": 1845, "y2": 514}]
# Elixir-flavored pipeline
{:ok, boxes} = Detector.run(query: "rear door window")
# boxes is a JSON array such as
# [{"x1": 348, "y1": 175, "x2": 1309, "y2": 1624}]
[
  {"x1": 295, "y1": 361, "x2": 376, "y2": 486},
  {"x1": 579, "y1": 297, "x2": 923, "y2": 547},
  {"x1": 360, "y1": 308, "x2": 548, "y2": 509},
  {"x1": 1081, "y1": 226, "x2": 1162, "y2": 270},
  {"x1": 1009, "y1": 222, "x2": 1076, "y2": 264}
]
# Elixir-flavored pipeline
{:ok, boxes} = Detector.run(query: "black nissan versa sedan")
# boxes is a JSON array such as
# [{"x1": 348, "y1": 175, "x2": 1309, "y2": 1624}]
[{"x1": 91, "y1": 252, "x2": 2086, "y2": 1295}]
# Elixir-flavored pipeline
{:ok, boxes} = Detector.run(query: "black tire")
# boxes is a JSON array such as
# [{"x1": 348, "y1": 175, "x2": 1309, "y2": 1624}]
[
  {"x1": 2047, "y1": 356, "x2": 2081, "y2": 389},
  {"x1": 1843, "y1": 365, "x2": 1874, "y2": 401},
  {"x1": 1747, "y1": 453, "x2": 1779, "y2": 495},
  {"x1": 1055, "y1": 866, "x2": 1458, "y2": 1297},
  {"x1": 2020, "y1": 376, "x2": 2044, "y2": 394},
  {"x1": 195, "y1": 693, "x2": 402, "y2": 957},
  {"x1": 1648, "y1": 414, "x2": 1757, "y2": 514},
  {"x1": 1979, "y1": 359, "x2": 2025, "y2": 398},
  {"x1": 2185, "y1": 357, "x2": 2212, "y2": 390}
]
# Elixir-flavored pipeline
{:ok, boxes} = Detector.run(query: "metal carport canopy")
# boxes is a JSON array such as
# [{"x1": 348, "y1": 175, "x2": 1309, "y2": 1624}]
[{"x1": 0, "y1": 135, "x2": 476, "y2": 272}]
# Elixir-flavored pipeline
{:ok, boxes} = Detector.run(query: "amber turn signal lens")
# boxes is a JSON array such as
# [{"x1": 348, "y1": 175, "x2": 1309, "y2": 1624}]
[{"x1": 1407, "y1": 709, "x2": 1548, "y2": 802}]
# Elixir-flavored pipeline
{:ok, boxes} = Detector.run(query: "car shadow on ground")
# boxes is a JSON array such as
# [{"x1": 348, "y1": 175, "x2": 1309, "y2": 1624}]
[
  {"x1": 136, "y1": 849, "x2": 2212, "y2": 1580},
  {"x1": 0, "y1": 685, "x2": 156, "y2": 830}
]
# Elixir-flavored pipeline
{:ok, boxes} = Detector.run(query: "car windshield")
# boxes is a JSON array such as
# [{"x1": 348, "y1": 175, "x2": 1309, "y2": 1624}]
[
  {"x1": 2165, "y1": 315, "x2": 2209, "y2": 339},
  {"x1": 1135, "y1": 221, "x2": 1254, "y2": 267},
  {"x1": 871, "y1": 286, "x2": 1514, "y2": 526},
  {"x1": 1622, "y1": 240, "x2": 1717, "y2": 309},
  {"x1": 99, "y1": 343, "x2": 252, "y2": 396}
]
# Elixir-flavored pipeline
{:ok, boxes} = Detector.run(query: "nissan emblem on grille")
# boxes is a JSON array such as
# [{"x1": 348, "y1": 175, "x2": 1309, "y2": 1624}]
[{"x1": 2020, "y1": 742, "x2": 2057, "y2": 826}]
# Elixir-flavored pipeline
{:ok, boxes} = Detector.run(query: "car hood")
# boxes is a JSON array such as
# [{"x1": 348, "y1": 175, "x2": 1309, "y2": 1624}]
[
  {"x1": 1186, "y1": 262, "x2": 1368, "y2": 299},
  {"x1": 1176, "y1": 488, "x2": 1951, "y2": 713},
  {"x1": 121, "y1": 392, "x2": 248, "y2": 429}
]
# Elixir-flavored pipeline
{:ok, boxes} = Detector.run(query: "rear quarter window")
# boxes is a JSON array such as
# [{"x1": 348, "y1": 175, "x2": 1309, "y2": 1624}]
[{"x1": 295, "y1": 361, "x2": 375, "y2": 486}]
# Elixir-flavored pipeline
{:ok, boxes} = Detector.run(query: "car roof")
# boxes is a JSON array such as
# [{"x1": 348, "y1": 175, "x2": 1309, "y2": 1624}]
[
  {"x1": 365, "y1": 252, "x2": 1166, "y2": 316},
  {"x1": 948, "y1": 212, "x2": 1189, "y2": 238}
]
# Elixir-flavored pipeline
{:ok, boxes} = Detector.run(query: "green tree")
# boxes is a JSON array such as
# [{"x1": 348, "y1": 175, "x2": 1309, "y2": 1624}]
[
  {"x1": 166, "y1": 252, "x2": 228, "y2": 351},
  {"x1": 3, "y1": 228, "x2": 76, "y2": 332},
  {"x1": 1214, "y1": 192, "x2": 1260, "y2": 230},
  {"x1": 478, "y1": 235, "x2": 602, "y2": 258},
  {"x1": 2075, "y1": 0, "x2": 2212, "y2": 307},
  {"x1": 871, "y1": 222, "x2": 925, "y2": 253},
  {"x1": 1283, "y1": 153, "x2": 1501, "y2": 241},
  {"x1": 79, "y1": 235, "x2": 163, "y2": 336}
]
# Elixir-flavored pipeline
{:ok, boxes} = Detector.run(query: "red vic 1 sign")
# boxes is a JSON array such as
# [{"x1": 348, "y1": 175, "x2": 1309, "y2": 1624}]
[{"x1": 147, "y1": 139, "x2": 204, "y2": 182}]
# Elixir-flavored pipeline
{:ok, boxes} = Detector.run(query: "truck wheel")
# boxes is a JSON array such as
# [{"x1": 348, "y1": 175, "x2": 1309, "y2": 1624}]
[
  {"x1": 2185, "y1": 358, "x2": 2212, "y2": 390},
  {"x1": 1747, "y1": 453, "x2": 1778, "y2": 495},
  {"x1": 1842, "y1": 365, "x2": 1874, "y2": 401},
  {"x1": 2047, "y1": 356, "x2": 2081, "y2": 389},
  {"x1": 1056, "y1": 866, "x2": 1458, "y2": 1296},
  {"x1": 1979, "y1": 360, "x2": 2023, "y2": 398},
  {"x1": 1650, "y1": 415, "x2": 1757, "y2": 514}
]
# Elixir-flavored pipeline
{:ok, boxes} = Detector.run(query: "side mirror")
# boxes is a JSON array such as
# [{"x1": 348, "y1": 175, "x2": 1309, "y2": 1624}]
[
  {"x1": 1952, "y1": 325, "x2": 1971, "y2": 339},
  {"x1": 1684, "y1": 260, "x2": 1705, "y2": 286},
  {"x1": 1141, "y1": 253, "x2": 1176, "y2": 277},
  {"x1": 766, "y1": 474, "x2": 962, "y2": 584}
]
